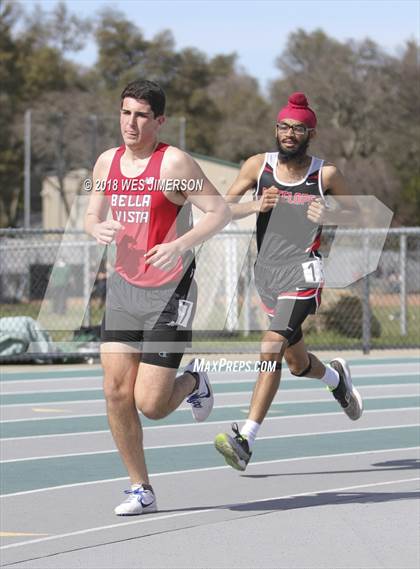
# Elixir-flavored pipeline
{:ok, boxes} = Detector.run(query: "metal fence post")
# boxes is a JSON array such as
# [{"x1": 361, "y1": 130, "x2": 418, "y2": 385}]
[
  {"x1": 83, "y1": 242, "x2": 91, "y2": 327},
  {"x1": 242, "y1": 250, "x2": 252, "y2": 337},
  {"x1": 362, "y1": 232, "x2": 371, "y2": 354},
  {"x1": 224, "y1": 234, "x2": 238, "y2": 332},
  {"x1": 179, "y1": 117, "x2": 186, "y2": 150},
  {"x1": 400, "y1": 233, "x2": 407, "y2": 336},
  {"x1": 90, "y1": 114, "x2": 98, "y2": 168},
  {"x1": 24, "y1": 110, "x2": 32, "y2": 229}
]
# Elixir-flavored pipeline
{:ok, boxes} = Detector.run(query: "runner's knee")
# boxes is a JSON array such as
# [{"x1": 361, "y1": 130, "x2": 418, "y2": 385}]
[
  {"x1": 103, "y1": 374, "x2": 134, "y2": 404},
  {"x1": 261, "y1": 331, "x2": 287, "y2": 360},
  {"x1": 288, "y1": 353, "x2": 314, "y2": 377},
  {"x1": 137, "y1": 399, "x2": 169, "y2": 420}
]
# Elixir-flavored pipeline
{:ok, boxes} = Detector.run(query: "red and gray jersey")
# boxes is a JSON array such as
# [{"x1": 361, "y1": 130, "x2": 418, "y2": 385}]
[
  {"x1": 105, "y1": 143, "x2": 194, "y2": 287},
  {"x1": 255, "y1": 153, "x2": 327, "y2": 267}
]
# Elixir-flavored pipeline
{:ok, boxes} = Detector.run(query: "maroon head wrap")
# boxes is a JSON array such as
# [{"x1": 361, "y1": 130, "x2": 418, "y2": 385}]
[{"x1": 277, "y1": 92, "x2": 317, "y2": 128}]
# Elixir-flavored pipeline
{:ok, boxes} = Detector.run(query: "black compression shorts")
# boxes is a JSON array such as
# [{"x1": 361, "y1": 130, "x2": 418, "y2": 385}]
[
  {"x1": 101, "y1": 271, "x2": 197, "y2": 368},
  {"x1": 254, "y1": 261, "x2": 322, "y2": 346}
]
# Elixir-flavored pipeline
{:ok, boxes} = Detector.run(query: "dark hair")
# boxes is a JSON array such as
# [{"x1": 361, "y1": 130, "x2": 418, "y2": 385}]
[{"x1": 120, "y1": 79, "x2": 166, "y2": 117}]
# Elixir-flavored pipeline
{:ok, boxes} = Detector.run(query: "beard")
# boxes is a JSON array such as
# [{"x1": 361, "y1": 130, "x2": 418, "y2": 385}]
[{"x1": 276, "y1": 135, "x2": 310, "y2": 163}]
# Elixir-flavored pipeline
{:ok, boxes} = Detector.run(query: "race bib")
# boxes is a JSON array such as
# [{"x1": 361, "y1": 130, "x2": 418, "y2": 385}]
[
  {"x1": 176, "y1": 299, "x2": 194, "y2": 327},
  {"x1": 302, "y1": 258, "x2": 325, "y2": 284}
]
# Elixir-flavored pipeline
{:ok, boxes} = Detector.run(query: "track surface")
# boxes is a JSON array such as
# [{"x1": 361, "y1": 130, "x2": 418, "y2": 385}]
[{"x1": 1, "y1": 354, "x2": 419, "y2": 568}]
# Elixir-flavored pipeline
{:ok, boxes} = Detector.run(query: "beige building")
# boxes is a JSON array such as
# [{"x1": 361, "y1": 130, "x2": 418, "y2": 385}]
[
  {"x1": 192, "y1": 153, "x2": 239, "y2": 196},
  {"x1": 191, "y1": 153, "x2": 257, "y2": 231},
  {"x1": 42, "y1": 168, "x2": 90, "y2": 230}
]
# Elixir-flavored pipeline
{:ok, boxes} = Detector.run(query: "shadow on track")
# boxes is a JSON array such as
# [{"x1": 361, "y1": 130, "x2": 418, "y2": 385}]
[{"x1": 241, "y1": 458, "x2": 420, "y2": 479}]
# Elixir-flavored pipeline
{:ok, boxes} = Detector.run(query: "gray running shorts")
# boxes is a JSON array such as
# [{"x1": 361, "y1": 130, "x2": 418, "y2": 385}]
[{"x1": 101, "y1": 271, "x2": 197, "y2": 368}]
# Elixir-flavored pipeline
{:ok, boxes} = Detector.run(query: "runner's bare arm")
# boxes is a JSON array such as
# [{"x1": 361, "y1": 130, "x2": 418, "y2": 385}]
[
  {"x1": 145, "y1": 148, "x2": 231, "y2": 270},
  {"x1": 307, "y1": 164, "x2": 361, "y2": 225},
  {"x1": 226, "y1": 155, "x2": 279, "y2": 219},
  {"x1": 84, "y1": 149, "x2": 123, "y2": 245}
]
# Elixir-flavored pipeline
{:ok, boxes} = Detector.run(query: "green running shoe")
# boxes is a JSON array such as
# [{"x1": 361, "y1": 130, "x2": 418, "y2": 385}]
[{"x1": 214, "y1": 423, "x2": 252, "y2": 471}]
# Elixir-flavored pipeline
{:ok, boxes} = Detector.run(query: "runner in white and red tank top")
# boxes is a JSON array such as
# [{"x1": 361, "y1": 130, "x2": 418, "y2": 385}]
[
  {"x1": 214, "y1": 93, "x2": 364, "y2": 472},
  {"x1": 85, "y1": 79, "x2": 230, "y2": 515}
]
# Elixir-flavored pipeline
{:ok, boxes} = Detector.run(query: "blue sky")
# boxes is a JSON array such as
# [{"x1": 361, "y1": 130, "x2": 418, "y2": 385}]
[{"x1": 36, "y1": 0, "x2": 419, "y2": 91}]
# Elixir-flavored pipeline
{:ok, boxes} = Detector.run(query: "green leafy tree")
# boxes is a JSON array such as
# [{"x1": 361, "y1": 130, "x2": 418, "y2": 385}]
[
  {"x1": 94, "y1": 11, "x2": 235, "y2": 154},
  {"x1": 270, "y1": 29, "x2": 419, "y2": 225},
  {"x1": 95, "y1": 8, "x2": 150, "y2": 90},
  {"x1": 0, "y1": 1, "x2": 24, "y2": 226},
  {"x1": 384, "y1": 41, "x2": 420, "y2": 225},
  {"x1": 208, "y1": 74, "x2": 272, "y2": 162},
  {"x1": 0, "y1": 1, "x2": 92, "y2": 226}
]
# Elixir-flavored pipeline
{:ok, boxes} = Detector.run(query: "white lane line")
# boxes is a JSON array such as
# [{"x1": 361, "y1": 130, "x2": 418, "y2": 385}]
[
  {"x1": 2, "y1": 423, "x2": 418, "y2": 464},
  {"x1": 1, "y1": 412, "x2": 105, "y2": 423},
  {"x1": 0, "y1": 532, "x2": 49, "y2": 537},
  {"x1": 2, "y1": 382, "x2": 419, "y2": 409},
  {"x1": 1, "y1": 387, "x2": 103, "y2": 395},
  {"x1": 1, "y1": 475, "x2": 419, "y2": 550},
  {"x1": 1, "y1": 446, "x2": 418, "y2": 499},
  {"x1": 3, "y1": 401, "x2": 103, "y2": 409},
  {"x1": 0, "y1": 376, "x2": 103, "y2": 386},
  {"x1": 31, "y1": 408, "x2": 68, "y2": 414},
  {"x1": 2, "y1": 408, "x2": 419, "y2": 441},
  {"x1": 1, "y1": 392, "x2": 419, "y2": 421},
  {"x1": 0, "y1": 376, "x2": 102, "y2": 386},
  {"x1": 1, "y1": 370, "x2": 418, "y2": 391}
]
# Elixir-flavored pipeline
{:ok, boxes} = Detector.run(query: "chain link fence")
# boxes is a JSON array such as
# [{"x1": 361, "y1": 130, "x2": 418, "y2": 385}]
[{"x1": 0, "y1": 227, "x2": 419, "y2": 362}]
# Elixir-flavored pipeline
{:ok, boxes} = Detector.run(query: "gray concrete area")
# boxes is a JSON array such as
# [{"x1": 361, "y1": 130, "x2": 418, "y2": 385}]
[
  {"x1": 1, "y1": 450, "x2": 418, "y2": 568},
  {"x1": 10, "y1": 482, "x2": 418, "y2": 569}
]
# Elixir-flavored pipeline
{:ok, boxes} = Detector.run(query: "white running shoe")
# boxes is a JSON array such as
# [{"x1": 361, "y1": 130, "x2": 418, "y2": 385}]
[
  {"x1": 185, "y1": 358, "x2": 214, "y2": 422},
  {"x1": 114, "y1": 485, "x2": 157, "y2": 516}
]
